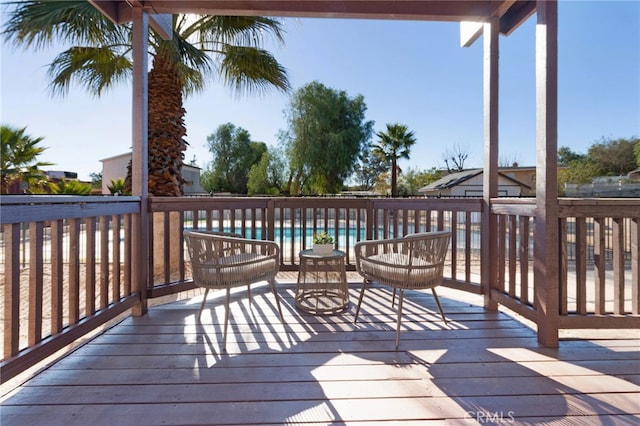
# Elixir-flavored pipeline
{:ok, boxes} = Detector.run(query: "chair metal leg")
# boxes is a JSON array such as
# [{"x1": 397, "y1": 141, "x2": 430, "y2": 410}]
[
  {"x1": 395, "y1": 289, "x2": 404, "y2": 350},
  {"x1": 198, "y1": 288, "x2": 209, "y2": 319},
  {"x1": 269, "y1": 279, "x2": 284, "y2": 322},
  {"x1": 247, "y1": 284, "x2": 252, "y2": 303},
  {"x1": 353, "y1": 279, "x2": 368, "y2": 324},
  {"x1": 431, "y1": 288, "x2": 448, "y2": 325},
  {"x1": 391, "y1": 288, "x2": 397, "y2": 307},
  {"x1": 222, "y1": 288, "x2": 231, "y2": 352}
]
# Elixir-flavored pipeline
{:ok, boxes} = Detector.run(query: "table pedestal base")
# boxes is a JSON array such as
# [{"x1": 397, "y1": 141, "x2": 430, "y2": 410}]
[{"x1": 295, "y1": 250, "x2": 349, "y2": 314}]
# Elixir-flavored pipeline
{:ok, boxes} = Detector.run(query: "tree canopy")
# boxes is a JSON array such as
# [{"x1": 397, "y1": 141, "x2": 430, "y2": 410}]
[
  {"x1": 247, "y1": 150, "x2": 287, "y2": 195},
  {"x1": 351, "y1": 142, "x2": 388, "y2": 191},
  {"x1": 587, "y1": 137, "x2": 638, "y2": 176},
  {"x1": 282, "y1": 81, "x2": 373, "y2": 195},
  {"x1": 1, "y1": 125, "x2": 53, "y2": 194},
  {"x1": 372, "y1": 123, "x2": 416, "y2": 197},
  {"x1": 557, "y1": 136, "x2": 639, "y2": 195},
  {"x1": 201, "y1": 123, "x2": 266, "y2": 193}
]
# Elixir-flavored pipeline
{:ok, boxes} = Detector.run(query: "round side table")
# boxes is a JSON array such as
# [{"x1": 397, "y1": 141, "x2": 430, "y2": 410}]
[{"x1": 295, "y1": 249, "x2": 349, "y2": 314}]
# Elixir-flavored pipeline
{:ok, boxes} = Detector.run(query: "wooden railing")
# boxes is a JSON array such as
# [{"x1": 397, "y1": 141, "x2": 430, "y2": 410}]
[
  {"x1": 490, "y1": 198, "x2": 640, "y2": 329},
  {"x1": 490, "y1": 199, "x2": 537, "y2": 322},
  {"x1": 1, "y1": 196, "x2": 141, "y2": 383},
  {"x1": 557, "y1": 199, "x2": 639, "y2": 328},
  {"x1": 2, "y1": 195, "x2": 638, "y2": 383},
  {"x1": 147, "y1": 197, "x2": 484, "y2": 297}
]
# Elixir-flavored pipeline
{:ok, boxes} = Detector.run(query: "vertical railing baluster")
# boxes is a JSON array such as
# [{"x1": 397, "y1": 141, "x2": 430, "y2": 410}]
[
  {"x1": 28, "y1": 222, "x2": 43, "y2": 346},
  {"x1": 575, "y1": 217, "x2": 587, "y2": 314},
  {"x1": 51, "y1": 219, "x2": 65, "y2": 334},
  {"x1": 508, "y1": 215, "x2": 517, "y2": 298},
  {"x1": 124, "y1": 213, "x2": 132, "y2": 296},
  {"x1": 450, "y1": 211, "x2": 458, "y2": 280},
  {"x1": 112, "y1": 214, "x2": 121, "y2": 301},
  {"x1": 559, "y1": 217, "x2": 568, "y2": 315},
  {"x1": 593, "y1": 217, "x2": 606, "y2": 314},
  {"x1": 99, "y1": 216, "x2": 110, "y2": 309},
  {"x1": 85, "y1": 217, "x2": 96, "y2": 316},
  {"x1": 69, "y1": 218, "x2": 81, "y2": 324},
  {"x1": 519, "y1": 216, "x2": 530, "y2": 305},
  {"x1": 3, "y1": 223, "x2": 21, "y2": 358},
  {"x1": 631, "y1": 217, "x2": 639, "y2": 315},
  {"x1": 465, "y1": 211, "x2": 472, "y2": 283},
  {"x1": 613, "y1": 218, "x2": 625, "y2": 314}
]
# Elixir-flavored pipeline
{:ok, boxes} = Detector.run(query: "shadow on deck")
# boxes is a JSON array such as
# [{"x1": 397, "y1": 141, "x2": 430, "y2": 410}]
[{"x1": 2, "y1": 273, "x2": 639, "y2": 425}]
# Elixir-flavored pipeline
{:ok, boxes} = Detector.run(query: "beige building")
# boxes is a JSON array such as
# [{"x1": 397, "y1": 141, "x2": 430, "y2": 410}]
[
  {"x1": 418, "y1": 169, "x2": 531, "y2": 197},
  {"x1": 101, "y1": 152, "x2": 205, "y2": 195}
]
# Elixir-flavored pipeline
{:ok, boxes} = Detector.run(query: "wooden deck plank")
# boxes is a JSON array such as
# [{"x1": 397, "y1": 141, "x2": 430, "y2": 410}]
[
  {"x1": 10, "y1": 372, "x2": 640, "y2": 403},
  {"x1": 2, "y1": 284, "x2": 638, "y2": 425},
  {"x1": 2, "y1": 394, "x2": 639, "y2": 425},
  {"x1": 47, "y1": 355, "x2": 640, "y2": 384}
]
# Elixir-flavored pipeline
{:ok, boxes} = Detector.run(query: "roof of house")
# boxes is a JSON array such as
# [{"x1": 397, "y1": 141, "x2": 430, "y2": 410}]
[{"x1": 418, "y1": 169, "x2": 531, "y2": 193}]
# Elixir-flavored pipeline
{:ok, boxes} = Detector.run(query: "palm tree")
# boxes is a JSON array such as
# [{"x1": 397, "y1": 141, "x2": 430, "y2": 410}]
[
  {"x1": 1, "y1": 125, "x2": 53, "y2": 194},
  {"x1": 2, "y1": 1, "x2": 291, "y2": 196},
  {"x1": 372, "y1": 123, "x2": 416, "y2": 197}
]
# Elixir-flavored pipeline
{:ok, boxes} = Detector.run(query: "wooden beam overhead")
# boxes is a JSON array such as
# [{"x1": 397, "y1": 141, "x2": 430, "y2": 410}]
[
  {"x1": 500, "y1": 0, "x2": 536, "y2": 35},
  {"x1": 91, "y1": 1, "x2": 533, "y2": 31},
  {"x1": 143, "y1": 1, "x2": 495, "y2": 21},
  {"x1": 90, "y1": 1, "x2": 172, "y2": 40},
  {"x1": 88, "y1": 0, "x2": 121, "y2": 24}
]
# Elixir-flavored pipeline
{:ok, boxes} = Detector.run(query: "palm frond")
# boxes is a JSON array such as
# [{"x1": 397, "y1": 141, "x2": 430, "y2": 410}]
[
  {"x1": 220, "y1": 46, "x2": 291, "y2": 96},
  {"x1": 48, "y1": 46, "x2": 132, "y2": 97},
  {"x1": 192, "y1": 15, "x2": 286, "y2": 48},
  {"x1": 2, "y1": 0, "x2": 127, "y2": 50}
]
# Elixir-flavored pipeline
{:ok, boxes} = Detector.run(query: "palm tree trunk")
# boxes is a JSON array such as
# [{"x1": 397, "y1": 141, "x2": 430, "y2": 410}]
[
  {"x1": 391, "y1": 158, "x2": 398, "y2": 197},
  {"x1": 125, "y1": 48, "x2": 187, "y2": 196}
]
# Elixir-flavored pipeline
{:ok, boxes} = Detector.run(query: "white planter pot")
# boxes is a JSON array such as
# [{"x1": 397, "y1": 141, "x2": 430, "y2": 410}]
[{"x1": 313, "y1": 244, "x2": 334, "y2": 256}]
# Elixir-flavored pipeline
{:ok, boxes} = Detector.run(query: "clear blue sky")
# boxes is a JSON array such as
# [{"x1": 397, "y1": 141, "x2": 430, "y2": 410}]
[{"x1": 1, "y1": 1, "x2": 639, "y2": 181}]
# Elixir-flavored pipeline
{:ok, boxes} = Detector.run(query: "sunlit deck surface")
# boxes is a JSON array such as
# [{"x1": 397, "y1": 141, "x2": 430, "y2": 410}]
[{"x1": 2, "y1": 273, "x2": 639, "y2": 425}]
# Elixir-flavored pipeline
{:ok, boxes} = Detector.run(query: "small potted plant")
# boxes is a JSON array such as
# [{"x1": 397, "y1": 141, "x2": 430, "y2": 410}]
[{"x1": 312, "y1": 231, "x2": 334, "y2": 255}]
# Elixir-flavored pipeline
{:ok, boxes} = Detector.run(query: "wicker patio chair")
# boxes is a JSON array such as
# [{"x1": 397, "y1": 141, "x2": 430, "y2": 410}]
[
  {"x1": 353, "y1": 231, "x2": 451, "y2": 349},
  {"x1": 183, "y1": 230, "x2": 284, "y2": 351}
]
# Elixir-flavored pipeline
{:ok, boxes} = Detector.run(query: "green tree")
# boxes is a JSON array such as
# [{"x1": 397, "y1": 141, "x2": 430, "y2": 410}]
[
  {"x1": 3, "y1": 1, "x2": 290, "y2": 196},
  {"x1": 398, "y1": 167, "x2": 443, "y2": 196},
  {"x1": 588, "y1": 137, "x2": 639, "y2": 176},
  {"x1": 634, "y1": 140, "x2": 640, "y2": 167},
  {"x1": 1, "y1": 125, "x2": 53, "y2": 194},
  {"x1": 352, "y1": 142, "x2": 387, "y2": 191},
  {"x1": 203, "y1": 123, "x2": 265, "y2": 193},
  {"x1": 282, "y1": 81, "x2": 373, "y2": 195},
  {"x1": 89, "y1": 172, "x2": 102, "y2": 190},
  {"x1": 557, "y1": 159, "x2": 601, "y2": 196},
  {"x1": 247, "y1": 148, "x2": 288, "y2": 195},
  {"x1": 248, "y1": 152, "x2": 275, "y2": 195},
  {"x1": 372, "y1": 123, "x2": 416, "y2": 197},
  {"x1": 557, "y1": 146, "x2": 585, "y2": 166}
]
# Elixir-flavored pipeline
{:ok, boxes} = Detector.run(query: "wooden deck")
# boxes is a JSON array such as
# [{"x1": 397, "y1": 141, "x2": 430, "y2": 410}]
[{"x1": 2, "y1": 273, "x2": 639, "y2": 425}]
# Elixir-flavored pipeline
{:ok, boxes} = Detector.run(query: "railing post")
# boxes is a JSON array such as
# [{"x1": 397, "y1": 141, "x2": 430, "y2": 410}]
[
  {"x1": 534, "y1": 0, "x2": 559, "y2": 347},
  {"x1": 131, "y1": 6, "x2": 149, "y2": 316},
  {"x1": 481, "y1": 18, "x2": 499, "y2": 311}
]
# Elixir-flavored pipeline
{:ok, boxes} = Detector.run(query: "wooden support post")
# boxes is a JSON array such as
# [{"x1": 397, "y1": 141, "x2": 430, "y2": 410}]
[
  {"x1": 534, "y1": 0, "x2": 560, "y2": 347},
  {"x1": 131, "y1": 7, "x2": 149, "y2": 316},
  {"x1": 482, "y1": 18, "x2": 499, "y2": 311}
]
